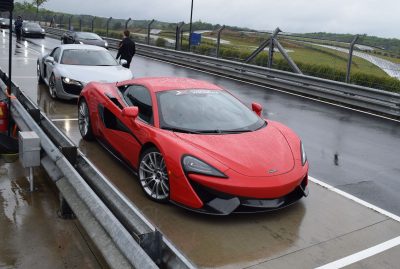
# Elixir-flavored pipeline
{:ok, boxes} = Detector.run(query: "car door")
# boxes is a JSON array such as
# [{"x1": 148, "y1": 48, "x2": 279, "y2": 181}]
[
  {"x1": 44, "y1": 47, "x2": 61, "y2": 81},
  {"x1": 98, "y1": 85, "x2": 154, "y2": 169}
]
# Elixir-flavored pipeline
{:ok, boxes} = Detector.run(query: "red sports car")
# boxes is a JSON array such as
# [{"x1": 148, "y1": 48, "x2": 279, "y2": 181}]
[{"x1": 78, "y1": 77, "x2": 309, "y2": 215}]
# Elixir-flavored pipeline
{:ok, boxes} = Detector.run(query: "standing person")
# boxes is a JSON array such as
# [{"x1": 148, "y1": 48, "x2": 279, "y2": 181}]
[
  {"x1": 116, "y1": 30, "x2": 136, "y2": 69},
  {"x1": 14, "y1": 16, "x2": 23, "y2": 41}
]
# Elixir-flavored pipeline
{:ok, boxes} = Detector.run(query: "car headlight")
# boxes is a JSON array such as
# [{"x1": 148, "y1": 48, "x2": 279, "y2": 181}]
[
  {"x1": 301, "y1": 141, "x2": 307, "y2": 166},
  {"x1": 24, "y1": 28, "x2": 28, "y2": 31},
  {"x1": 41, "y1": 29, "x2": 45, "y2": 32},
  {"x1": 62, "y1": 77, "x2": 82, "y2": 86},
  {"x1": 105, "y1": 42, "x2": 108, "y2": 47},
  {"x1": 79, "y1": 41, "x2": 83, "y2": 44},
  {"x1": 182, "y1": 155, "x2": 227, "y2": 178}
]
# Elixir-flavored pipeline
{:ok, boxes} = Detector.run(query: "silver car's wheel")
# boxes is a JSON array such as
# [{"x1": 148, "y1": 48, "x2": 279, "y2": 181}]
[
  {"x1": 78, "y1": 99, "x2": 94, "y2": 140},
  {"x1": 36, "y1": 63, "x2": 44, "y2": 84},
  {"x1": 139, "y1": 148, "x2": 170, "y2": 202},
  {"x1": 48, "y1": 74, "x2": 57, "y2": 99}
]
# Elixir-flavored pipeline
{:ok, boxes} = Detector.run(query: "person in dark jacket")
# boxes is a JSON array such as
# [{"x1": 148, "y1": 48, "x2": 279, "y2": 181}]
[
  {"x1": 14, "y1": 16, "x2": 23, "y2": 41},
  {"x1": 116, "y1": 30, "x2": 136, "y2": 69}
]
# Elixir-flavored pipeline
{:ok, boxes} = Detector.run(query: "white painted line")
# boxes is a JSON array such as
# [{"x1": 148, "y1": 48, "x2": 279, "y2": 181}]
[
  {"x1": 138, "y1": 55, "x2": 400, "y2": 123},
  {"x1": 309, "y1": 176, "x2": 400, "y2": 223},
  {"x1": 315, "y1": 236, "x2": 400, "y2": 269},
  {"x1": 51, "y1": 118, "x2": 78, "y2": 122}
]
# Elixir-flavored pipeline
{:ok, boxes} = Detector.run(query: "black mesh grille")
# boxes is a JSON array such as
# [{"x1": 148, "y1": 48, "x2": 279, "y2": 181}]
[{"x1": 62, "y1": 82, "x2": 83, "y2": 95}]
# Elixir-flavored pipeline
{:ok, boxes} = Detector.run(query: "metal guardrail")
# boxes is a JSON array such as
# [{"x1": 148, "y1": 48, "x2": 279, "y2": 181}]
[
  {"x1": 0, "y1": 70, "x2": 195, "y2": 269},
  {"x1": 45, "y1": 26, "x2": 400, "y2": 118}
]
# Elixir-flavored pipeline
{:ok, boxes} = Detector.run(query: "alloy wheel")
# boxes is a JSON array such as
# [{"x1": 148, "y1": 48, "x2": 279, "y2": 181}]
[
  {"x1": 139, "y1": 151, "x2": 170, "y2": 201},
  {"x1": 48, "y1": 75, "x2": 57, "y2": 98}
]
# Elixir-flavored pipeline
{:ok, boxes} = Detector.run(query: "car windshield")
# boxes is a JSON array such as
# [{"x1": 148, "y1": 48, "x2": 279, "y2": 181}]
[
  {"x1": 60, "y1": 49, "x2": 118, "y2": 66},
  {"x1": 75, "y1": 32, "x2": 101, "y2": 40},
  {"x1": 157, "y1": 89, "x2": 265, "y2": 133},
  {"x1": 23, "y1": 23, "x2": 41, "y2": 29}
]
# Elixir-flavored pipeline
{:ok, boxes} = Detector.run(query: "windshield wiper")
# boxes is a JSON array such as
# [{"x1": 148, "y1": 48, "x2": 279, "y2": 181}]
[
  {"x1": 197, "y1": 129, "x2": 252, "y2": 134},
  {"x1": 162, "y1": 127, "x2": 201, "y2": 134}
]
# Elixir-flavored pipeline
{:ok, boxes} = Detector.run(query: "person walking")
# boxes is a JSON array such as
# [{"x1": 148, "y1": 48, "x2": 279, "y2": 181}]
[
  {"x1": 14, "y1": 16, "x2": 23, "y2": 41},
  {"x1": 116, "y1": 30, "x2": 136, "y2": 69}
]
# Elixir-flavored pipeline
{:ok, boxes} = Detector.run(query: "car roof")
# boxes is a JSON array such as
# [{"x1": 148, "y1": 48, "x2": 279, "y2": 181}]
[
  {"x1": 59, "y1": 44, "x2": 107, "y2": 51},
  {"x1": 123, "y1": 77, "x2": 223, "y2": 92}
]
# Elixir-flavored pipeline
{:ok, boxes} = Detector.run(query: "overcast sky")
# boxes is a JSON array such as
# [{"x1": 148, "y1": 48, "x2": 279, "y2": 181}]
[{"x1": 38, "y1": 0, "x2": 400, "y2": 38}]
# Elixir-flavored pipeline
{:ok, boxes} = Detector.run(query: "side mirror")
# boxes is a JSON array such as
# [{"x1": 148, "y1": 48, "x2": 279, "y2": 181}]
[
  {"x1": 122, "y1": 106, "x2": 139, "y2": 119},
  {"x1": 120, "y1": 59, "x2": 127, "y2": 66},
  {"x1": 45, "y1": 56, "x2": 55, "y2": 64},
  {"x1": 252, "y1": 102, "x2": 263, "y2": 117}
]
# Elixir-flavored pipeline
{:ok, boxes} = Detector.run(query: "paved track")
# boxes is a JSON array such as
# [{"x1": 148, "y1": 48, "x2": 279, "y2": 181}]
[{"x1": 1, "y1": 30, "x2": 400, "y2": 268}]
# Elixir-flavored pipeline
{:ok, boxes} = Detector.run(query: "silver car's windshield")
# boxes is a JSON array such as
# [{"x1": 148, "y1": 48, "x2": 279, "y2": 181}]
[{"x1": 60, "y1": 49, "x2": 118, "y2": 66}]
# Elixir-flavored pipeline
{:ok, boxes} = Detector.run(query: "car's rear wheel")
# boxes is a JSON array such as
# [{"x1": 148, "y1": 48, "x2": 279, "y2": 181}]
[
  {"x1": 48, "y1": 74, "x2": 57, "y2": 99},
  {"x1": 37, "y1": 62, "x2": 44, "y2": 84},
  {"x1": 139, "y1": 148, "x2": 170, "y2": 202},
  {"x1": 78, "y1": 98, "x2": 94, "y2": 140}
]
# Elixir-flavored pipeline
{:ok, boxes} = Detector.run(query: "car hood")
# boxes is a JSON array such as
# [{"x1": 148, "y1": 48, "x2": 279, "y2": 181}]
[
  {"x1": 175, "y1": 124, "x2": 295, "y2": 177},
  {"x1": 58, "y1": 65, "x2": 132, "y2": 84}
]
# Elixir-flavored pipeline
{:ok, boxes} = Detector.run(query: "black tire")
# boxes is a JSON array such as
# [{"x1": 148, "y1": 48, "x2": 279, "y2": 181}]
[
  {"x1": 48, "y1": 73, "x2": 57, "y2": 99},
  {"x1": 138, "y1": 147, "x2": 170, "y2": 203},
  {"x1": 78, "y1": 98, "x2": 94, "y2": 141},
  {"x1": 37, "y1": 62, "x2": 44, "y2": 84}
]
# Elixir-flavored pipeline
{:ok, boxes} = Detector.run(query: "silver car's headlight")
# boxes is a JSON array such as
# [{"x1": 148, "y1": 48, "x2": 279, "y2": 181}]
[
  {"x1": 24, "y1": 28, "x2": 28, "y2": 31},
  {"x1": 41, "y1": 29, "x2": 45, "y2": 32},
  {"x1": 301, "y1": 141, "x2": 307, "y2": 166},
  {"x1": 182, "y1": 155, "x2": 227, "y2": 178},
  {"x1": 79, "y1": 41, "x2": 84, "y2": 44},
  {"x1": 105, "y1": 42, "x2": 108, "y2": 47},
  {"x1": 62, "y1": 77, "x2": 82, "y2": 86}
]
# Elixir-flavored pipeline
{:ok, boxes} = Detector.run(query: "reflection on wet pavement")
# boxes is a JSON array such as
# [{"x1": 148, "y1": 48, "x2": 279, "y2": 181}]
[{"x1": 0, "y1": 158, "x2": 104, "y2": 269}]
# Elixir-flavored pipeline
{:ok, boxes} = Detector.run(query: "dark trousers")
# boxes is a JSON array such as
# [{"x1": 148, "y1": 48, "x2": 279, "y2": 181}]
[{"x1": 15, "y1": 28, "x2": 22, "y2": 40}]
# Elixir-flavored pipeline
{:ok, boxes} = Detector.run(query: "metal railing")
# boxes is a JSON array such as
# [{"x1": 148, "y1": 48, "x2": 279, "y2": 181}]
[
  {"x1": 44, "y1": 26, "x2": 400, "y2": 118},
  {"x1": 0, "y1": 70, "x2": 195, "y2": 269}
]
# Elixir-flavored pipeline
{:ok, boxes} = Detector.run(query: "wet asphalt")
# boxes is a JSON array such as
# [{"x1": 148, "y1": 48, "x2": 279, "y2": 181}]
[{"x1": 1, "y1": 30, "x2": 400, "y2": 268}]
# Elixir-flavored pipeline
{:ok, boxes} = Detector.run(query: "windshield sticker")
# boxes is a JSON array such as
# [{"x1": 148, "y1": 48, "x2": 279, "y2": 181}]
[{"x1": 175, "y1": 89, "x2": 220, "y2": 95}]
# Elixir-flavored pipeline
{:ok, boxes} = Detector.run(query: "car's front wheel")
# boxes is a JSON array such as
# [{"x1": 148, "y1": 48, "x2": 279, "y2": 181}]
[
  {"x1": 48, "y1": 74, "x2": 57, "y2": 99},
  {"x1": 139, "y1": 148, "x2": 170, "y2": 202},
  {"x1": 78, "y1": 98, "x2": 94, "y2": 140},
  {"x1": 37, "y1": 62, "x2": 44, "y2": 84}
]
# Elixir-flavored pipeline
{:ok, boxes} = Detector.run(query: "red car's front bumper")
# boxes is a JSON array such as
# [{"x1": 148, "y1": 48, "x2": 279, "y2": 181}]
[{"x1": 171, "y1": 163, "x2": 309, "y2": 215}]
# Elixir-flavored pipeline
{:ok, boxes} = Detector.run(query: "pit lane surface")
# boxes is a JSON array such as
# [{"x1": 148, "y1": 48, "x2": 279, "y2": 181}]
[{"x1": 1, "y1": 30, "x2": 400, "y2": 268}]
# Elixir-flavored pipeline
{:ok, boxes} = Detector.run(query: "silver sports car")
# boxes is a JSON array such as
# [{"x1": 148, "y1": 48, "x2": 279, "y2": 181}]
[{"x1": 37, "y1": 44, "x2": 133, "y2": 100}]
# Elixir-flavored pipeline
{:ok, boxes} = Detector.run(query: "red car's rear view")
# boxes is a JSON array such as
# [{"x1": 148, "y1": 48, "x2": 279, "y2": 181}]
[{"x1": 78, "y1": 77, "x2": 308, "y2": 215}]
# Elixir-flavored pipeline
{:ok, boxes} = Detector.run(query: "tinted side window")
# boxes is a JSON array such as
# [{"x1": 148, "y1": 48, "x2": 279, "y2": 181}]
[
  {"x1": 50, "y1": 47, "x2": 61, "y2": 62},
  {"x1": 123, "y1": 85, "x2": 153, "y2": 125}
]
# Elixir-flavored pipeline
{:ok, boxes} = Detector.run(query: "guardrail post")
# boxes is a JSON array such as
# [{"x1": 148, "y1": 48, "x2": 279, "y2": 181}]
[
  {"x1": 216, "y1": 25, "x2": 225, "y2": 58},
  {"x1": 268, "y1": 28, "x2": 281, "y2": 68},
  {"x1": 125, "y1": 17, "x2": 131, "y2": 30},
  {"x1": 59, "y1": 193, "x2": 75, "y2": 218},
  {"x1": 346, "y1": 35, "x2": 359, "y2": 83},
  {"x1": 147, "y1": 19, "x2": 155, "y2": 45},
  {"x1": 91, "y1": 16, "x2": 96, "y2": 32},
  {"x1": 68, "y1": 15, "x2": 72, "y2": 30},
  {"x1": 175, "y1": 22, "x2": 184, "y2": 50},
  {"x1": 106, "y1": 17, "x2": 112, "y2": 37}
]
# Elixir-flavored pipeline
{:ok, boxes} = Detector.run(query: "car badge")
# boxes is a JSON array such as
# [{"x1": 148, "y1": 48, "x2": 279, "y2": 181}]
[{"x1": 268, "y1": 169, "x2": 278, "y2": 174}]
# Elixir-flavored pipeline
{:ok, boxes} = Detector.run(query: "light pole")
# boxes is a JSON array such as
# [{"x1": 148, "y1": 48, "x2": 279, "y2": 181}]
[{"x1": 188, "y1": 0, "x2": 194, "y2": 50}]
